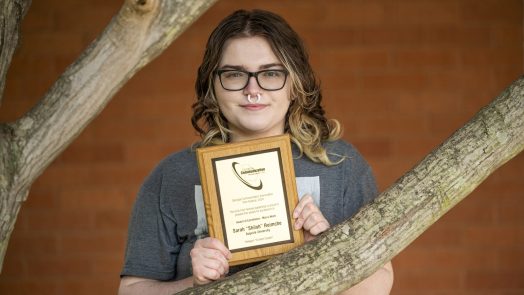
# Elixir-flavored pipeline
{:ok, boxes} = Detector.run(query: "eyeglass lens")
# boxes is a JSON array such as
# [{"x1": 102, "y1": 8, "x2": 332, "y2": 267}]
[{"x1": 218, "y1": 70, "x2": 287, "y2": 91}]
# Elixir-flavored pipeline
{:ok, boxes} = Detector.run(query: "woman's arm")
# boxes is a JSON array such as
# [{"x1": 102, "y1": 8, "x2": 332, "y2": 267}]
[
  {"x1": 118, "y1": 276, "x2": 193, "y2": 295},
  {"x1": 119, "y1": 237, "x2": 231, "y2": 294},
  {"x1": 339, "y1": 261, "x2": 394, "y2": 295}
]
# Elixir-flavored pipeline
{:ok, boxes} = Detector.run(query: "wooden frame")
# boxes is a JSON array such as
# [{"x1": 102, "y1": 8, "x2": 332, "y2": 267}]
[{"x1": 197, "y1": 135, "x2": 304, "y2": 266}]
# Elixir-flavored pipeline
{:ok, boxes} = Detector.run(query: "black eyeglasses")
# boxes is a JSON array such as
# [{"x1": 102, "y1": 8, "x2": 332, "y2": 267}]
[{"x1": 215, "y1": 69, "x2": 288, "y2": 91}]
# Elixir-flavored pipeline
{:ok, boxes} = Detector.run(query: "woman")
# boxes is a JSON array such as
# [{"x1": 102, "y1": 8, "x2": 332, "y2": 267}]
[{"x1": 119, "y1": 9, "x2": 393, "y2": 294}]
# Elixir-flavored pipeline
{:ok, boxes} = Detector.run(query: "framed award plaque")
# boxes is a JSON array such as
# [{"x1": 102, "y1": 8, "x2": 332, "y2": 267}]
[{"x1": 196, "y1": 134, "x2": 304, "y2": 266}]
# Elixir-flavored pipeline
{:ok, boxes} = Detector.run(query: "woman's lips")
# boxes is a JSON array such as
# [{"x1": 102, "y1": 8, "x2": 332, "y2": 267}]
[{"x1": 241, "y1": 104, "x2": 267, "y2": 111}]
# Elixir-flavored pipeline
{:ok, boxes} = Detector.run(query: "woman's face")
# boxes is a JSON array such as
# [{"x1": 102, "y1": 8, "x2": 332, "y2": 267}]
[{"x1": 214, "y1": 36, "x2": 291, "y2": 142}]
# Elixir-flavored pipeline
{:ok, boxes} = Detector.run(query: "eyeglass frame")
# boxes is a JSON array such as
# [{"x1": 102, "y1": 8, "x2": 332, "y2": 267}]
[{"x1": 214, "y1": 69, "x2": 289, "y2": 91}]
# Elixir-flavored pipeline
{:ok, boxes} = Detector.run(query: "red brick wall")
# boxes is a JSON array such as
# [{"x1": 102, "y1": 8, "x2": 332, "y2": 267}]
[{"x1": 0, "y1": 1, "x2": 522, "y2": 294}]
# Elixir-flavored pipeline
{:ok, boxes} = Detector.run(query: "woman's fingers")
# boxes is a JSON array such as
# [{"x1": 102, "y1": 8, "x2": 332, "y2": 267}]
[{"x1": 191, "y1": 237, "x2": 231, "y2": 285}]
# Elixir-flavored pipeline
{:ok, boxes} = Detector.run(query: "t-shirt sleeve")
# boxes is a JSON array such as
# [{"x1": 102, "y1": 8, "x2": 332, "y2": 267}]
[
  {"x1": 341, "y1": 143, "x2": 379, "y2": 220},
  {"x1": 121, "y1": 164, "x2": 180, "y2": 281}
]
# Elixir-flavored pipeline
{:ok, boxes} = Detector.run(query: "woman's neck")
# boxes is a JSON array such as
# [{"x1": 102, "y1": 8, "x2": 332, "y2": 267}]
[{"x1": 230, "y1": 129, "x2": 285, "y2": 143}]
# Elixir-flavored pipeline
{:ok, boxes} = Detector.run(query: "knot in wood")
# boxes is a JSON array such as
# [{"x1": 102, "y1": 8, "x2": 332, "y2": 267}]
[{"x1": 127, "y1": 0, "x2": 156, "y2": 14}]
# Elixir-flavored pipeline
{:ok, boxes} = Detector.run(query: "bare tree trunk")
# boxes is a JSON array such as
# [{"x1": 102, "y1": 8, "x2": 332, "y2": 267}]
[
  {"x1": 0, "y1": 0, "x2": 217, "y2": 271},
  {"x1": 177, "y1": 76, "x2": 524, "y2": 294}
]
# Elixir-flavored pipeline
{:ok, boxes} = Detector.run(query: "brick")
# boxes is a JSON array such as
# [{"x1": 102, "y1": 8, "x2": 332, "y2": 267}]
[
  {"x1": 391, "y1": 138, "x2": 440, "y2": 159},
  {"x1": 85, "y1": 163, "x2": 150, "y2": 188},
  {"x1": 25, "y1": 209, "x2": 94, "y2": 231},
  {"x1": 249, "y1": 2, "x2": 325, "y2": 29},
  {"x1": 124, "y1": 142, "x2": 185, "y2": 165},
  {"x1": 57, "y1": 187, "x2": 127, "y2": 211},
  {"x1": 498, "y1": 249, "x2": 524, "y2": 271},
  {"x1": 439, "y1": 195, "x2": 496, "y2": 225},
  {"x1": 58, "y1": 231, "x2": 126, "y2": 254},
  {"x1": 94, "y1": 210, "x2": 129, "y2": 230},
  {"x1": 490, "y1": 25, "x2": 524, "y2": 48},
  {"x1": 24, "y1": 188, "x2": 58, "y2": 210},
  {"x1": 411, "y1": 224, "x2": 464, "y2": 248},
  {"x1": 8, "y1": 55, "x2": 56, "y2": 78},
  {"x1": 325, "y1": 90, "x2": 396, "y2": 117},
  {"x1": 53, "y1": 7, "x2": 118, "y2": 34},
  {"x1": 33, "y1": 165, "x2": 91, "y2": 189},
  {"x1": 125, "y1": 97, "x2": 194, "y2": 120},
  {"x1": 460, "y1": 0, "x2": 523, "y2": 25},
  {"x1": 392, "y1": 49, "x2": 458, "y2": 69},
  {"x1": 0, "y1": 280, "x2": 59, "y2": 295},
  {"x1": 358, "y1": 72, "x2": 429, "y2": 92},
  {"x1": 0, "y1": 99, "x2": 38, "y2": 122},
  {"x1": 392, "y1": 269, "x2": 463, "y2": 290},
  {"x1": 495, "y1": 193, "x2": 524, "y2": 224},
  {"x1": 56, "y1": 142, "x2": 124, "y2": 164},
  {"x1": 7, "y1": 231, "x2": 58, "y2": 257},
  {"x1": 351, "y1": 113, "x2": 430, "y2": 138},
  {"x1": 428, "y1": 113, "x2": 471, "y2": 139},
  {"x1": 313, "y1": 49, "x2": 390, "y2": 72},
  {"x1": 27, "y1": 255, "x2": 92, "y2": 277},
  {"x1": 19, "y1": 8, "x2": 54, "y2": 33},
  {"x1": 460, "y1": 48, "x2": 523, "y2": 68},
  {"x1": 315, "y1": 73, "x2": 359, "y2": 92},
  {"x1": 493, "y1": 69, "x2": 524, "y2": 92},
  {"x1": 462, "y1": 226, "x2": 520, "y2": 249},
  {"x1": 359, "y1": 27, "x2": 422, "y2": 47},
  {"x1": 395, "y1": 247, "x2": 497, "y2": 271},
  {"x1": 17, "y1": 32, "x2": 86, "y2": 57},
  {"x1": 384, "y1": 2, "x2": 459, "y2": 26},
  {"x1": 392, "y1": 90, "x2": 462, "y2": 115},
  {"x1": 465, "y1": 271, "x2": 524, "y2": 289},
  {"x1": 324, "y1": 2, "x2": 385, "y2": 26},
  {"x1": 305, "y1": 28, "x2": 362, "y2": 48},
  {"x1": 89, "y1": 254, "x2": 124, "y2": 274},
  {"x1": 53, "y1": 53, "x2": 82, "y2": 77},
  {"x1": 3, "y1": 76, "x2": 56, "y2": 104},
  {"x1": 0, "y1": 254, "x2": 25, "y2": 277},
  {"x1": 369, "y1": 157, "x2": 418, "y2": 190}
]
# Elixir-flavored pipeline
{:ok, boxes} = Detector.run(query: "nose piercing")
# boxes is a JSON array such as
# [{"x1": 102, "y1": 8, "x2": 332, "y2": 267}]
[{"x1": 247, "y1": 93, "x2": 261, "y2": 104}]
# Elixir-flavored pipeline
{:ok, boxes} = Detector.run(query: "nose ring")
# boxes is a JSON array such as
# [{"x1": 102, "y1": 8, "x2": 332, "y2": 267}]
[{"x1": 247, "y1": 93, "x2": 261, "y2": 104}]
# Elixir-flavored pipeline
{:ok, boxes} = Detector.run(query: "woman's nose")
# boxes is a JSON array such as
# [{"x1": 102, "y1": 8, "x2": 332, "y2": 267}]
[{"x1": 243, "y1": 76, "x2": 261, "y2": 94}]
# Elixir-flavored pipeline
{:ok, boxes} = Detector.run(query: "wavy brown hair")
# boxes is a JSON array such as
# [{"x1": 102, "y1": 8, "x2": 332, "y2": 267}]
[{"x1": 191, "y1": 9, "x2": 342, "y2": 165}]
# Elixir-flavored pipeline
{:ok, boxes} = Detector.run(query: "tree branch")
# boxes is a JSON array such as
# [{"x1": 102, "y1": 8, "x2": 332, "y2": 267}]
[
  {"x1": 177, "y1": 76, "x2": 524, "y2": 294},
  {"x1": 0, "y1": 0, "x2": 31, "y2": 106},
  {"x1": 0, "y1": 0, "x2": 217, "y2": 271}
]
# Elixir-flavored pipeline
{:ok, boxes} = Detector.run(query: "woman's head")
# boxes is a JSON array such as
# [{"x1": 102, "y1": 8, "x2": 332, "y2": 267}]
[{"x1": 192, "y1": 9, "x2": 341, "y2": 164}]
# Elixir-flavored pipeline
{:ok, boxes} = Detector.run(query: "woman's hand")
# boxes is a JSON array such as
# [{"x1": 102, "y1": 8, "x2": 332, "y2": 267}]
[
  {"x1": 190, "y1": 237, "x2": 232, "y2": 286},
  {"x1": 293, "y1": 194, "x2": 330, "y2": 242}
]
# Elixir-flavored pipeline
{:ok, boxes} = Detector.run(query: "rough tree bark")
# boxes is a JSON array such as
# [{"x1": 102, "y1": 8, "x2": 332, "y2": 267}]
[
  {"x1": 177, "y1": 77, "x2": 524, "y2": 294},
  {"x1": 0, "y1": 0, "x2": 217, "y2": 271}
]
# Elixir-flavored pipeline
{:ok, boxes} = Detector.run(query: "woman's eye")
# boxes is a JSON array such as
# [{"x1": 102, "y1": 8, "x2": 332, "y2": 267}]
[
  {"x1": 263, "y1": 71, "x2": 282, "y2": 78},
  {"x1": 224, "y1": 71, "x2": 245, "y2": 79}
]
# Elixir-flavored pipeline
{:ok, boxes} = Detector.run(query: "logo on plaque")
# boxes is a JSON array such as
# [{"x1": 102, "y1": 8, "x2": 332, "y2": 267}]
[{"x1": 232, "y1": 162, "x2": 264, "y2": 190}]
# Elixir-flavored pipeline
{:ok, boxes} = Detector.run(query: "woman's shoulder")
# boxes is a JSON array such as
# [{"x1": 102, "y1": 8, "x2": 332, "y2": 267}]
[
  {"x1": 323, "y1": 139, "x2": 363, "y2": 161},
  {"x1": 143, "y1": 145, "x2": 198, "y2": 183},
  {"x1": 161, "y1": 146, "x2": 197, "y2": 165}
]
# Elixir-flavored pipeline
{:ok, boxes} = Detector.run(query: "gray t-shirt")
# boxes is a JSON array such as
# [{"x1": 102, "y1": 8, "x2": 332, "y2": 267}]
[{"x1": 121, "y1": 139, "x2": 377, "y2": 281}]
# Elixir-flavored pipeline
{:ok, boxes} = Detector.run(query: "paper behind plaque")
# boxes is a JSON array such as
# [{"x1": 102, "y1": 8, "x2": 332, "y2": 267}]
[{"x1": 196, "y1": 135, "x2": 303, "y2": 266}]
